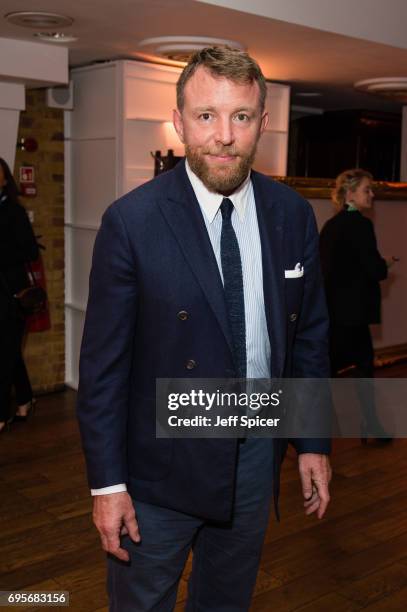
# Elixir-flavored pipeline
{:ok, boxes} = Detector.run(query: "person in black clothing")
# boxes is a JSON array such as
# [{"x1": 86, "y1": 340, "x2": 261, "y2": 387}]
[
  {"x1": 320, "y1": 168, "x2": 395, "y2": 442},
  {"x1": 0, "y1": 157, "x2": 38, "y2": 432},
  {"x1": 0, "y1": 273, "x2": 19, "y2": 433}
]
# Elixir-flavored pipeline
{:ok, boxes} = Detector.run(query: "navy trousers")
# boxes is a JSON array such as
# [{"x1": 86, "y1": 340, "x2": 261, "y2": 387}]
[{"x1": 107, "y1": 438, "x2": 274, "y2": 611}]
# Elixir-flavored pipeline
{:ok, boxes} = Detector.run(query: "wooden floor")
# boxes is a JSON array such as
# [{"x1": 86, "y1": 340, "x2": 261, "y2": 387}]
[{"x1": 1, "y1": 366, "x2": 407, "y2": 611}]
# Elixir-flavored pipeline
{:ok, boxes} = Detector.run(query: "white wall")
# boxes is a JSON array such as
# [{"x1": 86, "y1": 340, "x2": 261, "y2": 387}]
[
  {"x1": 121, "y1": 61, "x2": 182, "y2": 195},
  {"x1": 0, "y1": 82, "x2": 25, "y2": 169},
  {"x1": 0, "y1": 108, "x2": 21, "y2": 169},
  {"x1": 64, "y1": 63, "x2": 118, "y2": 388},
  {"x1": 65, "y1": 61, "x2": 182, "y2": 387}
]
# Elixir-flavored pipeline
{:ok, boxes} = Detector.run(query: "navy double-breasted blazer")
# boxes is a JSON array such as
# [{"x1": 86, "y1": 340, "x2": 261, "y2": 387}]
[{"x1": 77, "y1": 160, "x2": 330, "y2": 521}]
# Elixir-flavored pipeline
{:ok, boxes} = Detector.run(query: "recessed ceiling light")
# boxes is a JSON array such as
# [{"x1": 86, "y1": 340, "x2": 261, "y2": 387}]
[
  {"x1": 354, "y1": 77, "x2": 407, "y2": 102},
  {"x1": 34, "y1": 32, "x2": 78, "y2": 43},
  {"x1": 137, "y1": 36, "x2": 246, "y2": 63},
  {"x1": 5, "y1": 11, "x2": 73, "y2": 29}
]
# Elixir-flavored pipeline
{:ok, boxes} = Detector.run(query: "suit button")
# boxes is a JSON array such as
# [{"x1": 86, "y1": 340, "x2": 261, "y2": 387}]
[
  {"x1": 186, "y1": 359, "x2": 197, "y2": 370},
  {"x1": 289, "y1": 313, "x2": 297, "y2": 322},
  {"x1": 177, "y1": 310, "x2": 188, "y2": 321}
]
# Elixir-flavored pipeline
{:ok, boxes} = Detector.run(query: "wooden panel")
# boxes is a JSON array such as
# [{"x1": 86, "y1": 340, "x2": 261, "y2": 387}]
[
  {"x1": 68, "y1": 226, "x2": 97, "y2": 309},
  {"x1": 124, "y1": 119, "x2": 170, "y2": 173},
  {"x1": 70, "y1": 139, "x2": 116, "y2": 227},
  {"x1": 70, "y1": 65, "x2": 117, "y2": 139},
  {"x1": 124, "y1": 60, "x2": 181, "y2": 84},
  {"x1": 124, "y1": 61, "x2": 180, "y2": 121},
  {"x1": 65, "y1": 307, "x2": 85, "y2": 389},
  {"x1": 125, "y1": 75, "x2": 176, "y2": 121}
]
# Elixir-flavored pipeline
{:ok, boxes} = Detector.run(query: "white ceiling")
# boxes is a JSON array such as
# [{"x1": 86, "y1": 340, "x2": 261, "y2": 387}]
[
  {"x1": 1, "y1": 0, "x2": 406, "y2": 112},
  {"x1": 201, "y1": 0, "x2": 407, "y2": 50}
]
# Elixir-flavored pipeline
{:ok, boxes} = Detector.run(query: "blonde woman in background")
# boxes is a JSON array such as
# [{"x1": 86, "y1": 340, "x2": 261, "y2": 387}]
[{"x1": 320, "y1": 168, "x2": 396, "y2": 443}]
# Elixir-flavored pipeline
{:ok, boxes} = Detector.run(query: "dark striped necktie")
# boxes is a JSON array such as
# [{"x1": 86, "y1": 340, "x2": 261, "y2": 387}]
[{"x1": 220, "y1": 198, "x2": 247, "y2": 378}]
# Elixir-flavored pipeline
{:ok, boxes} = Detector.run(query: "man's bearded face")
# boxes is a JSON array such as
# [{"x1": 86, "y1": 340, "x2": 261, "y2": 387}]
[{"x1": 173, "y1": 66, "x2": 267, "y2": 195}]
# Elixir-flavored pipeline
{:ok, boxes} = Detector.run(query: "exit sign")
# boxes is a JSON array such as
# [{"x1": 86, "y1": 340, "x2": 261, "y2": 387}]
[{"x1": 19, "y1": 166, "x2": 35, "y2": 183}]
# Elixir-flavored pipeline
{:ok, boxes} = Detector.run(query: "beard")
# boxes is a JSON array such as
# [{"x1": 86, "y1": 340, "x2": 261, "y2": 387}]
[{"x1": 185, "y1": 143, "x2": 258, "y2": 194}]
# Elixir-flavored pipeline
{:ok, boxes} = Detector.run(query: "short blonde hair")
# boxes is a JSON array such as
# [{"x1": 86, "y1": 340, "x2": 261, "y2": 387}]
[
  {"x1": 332, "y1": 168, "x2": 373, "y2": 210},
  {"x1": 176, "y1": 46, "x2": 267, "y2": 112}
]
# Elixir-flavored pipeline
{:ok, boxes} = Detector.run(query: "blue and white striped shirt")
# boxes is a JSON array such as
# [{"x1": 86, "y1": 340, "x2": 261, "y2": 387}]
[{"x1": 186, "y1": 161, "x2": 271, "y2": 379}]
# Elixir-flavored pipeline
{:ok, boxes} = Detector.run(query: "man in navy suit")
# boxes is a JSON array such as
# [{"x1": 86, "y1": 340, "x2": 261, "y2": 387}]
[{"x1": 77, "y1": 46, "x2": 331, "y2": 611}]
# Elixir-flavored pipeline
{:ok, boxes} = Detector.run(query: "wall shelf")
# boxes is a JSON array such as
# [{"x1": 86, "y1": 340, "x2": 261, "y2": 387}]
[{"x1": 273, "y1": 176, "x2": 407, "y2": 200}]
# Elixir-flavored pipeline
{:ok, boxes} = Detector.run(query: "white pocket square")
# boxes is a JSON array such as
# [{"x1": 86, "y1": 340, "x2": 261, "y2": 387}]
[{"x1": 284, "y1": 263, "x2": 304, "y2": 278}]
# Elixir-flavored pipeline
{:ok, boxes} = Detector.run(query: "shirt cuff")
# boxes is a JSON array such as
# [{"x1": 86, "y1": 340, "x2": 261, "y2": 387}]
[{"x1": 91, "y1": 483, "x2": 127, "y2": 496}]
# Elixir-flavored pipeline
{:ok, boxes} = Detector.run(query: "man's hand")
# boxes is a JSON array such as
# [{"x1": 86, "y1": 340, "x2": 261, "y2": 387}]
[
  {"x1": 298, "y1": 453, "x2": 332, "y2": 519},
  {"x1": 93, "y1": 491, "x2": 140, "y2": 561}
]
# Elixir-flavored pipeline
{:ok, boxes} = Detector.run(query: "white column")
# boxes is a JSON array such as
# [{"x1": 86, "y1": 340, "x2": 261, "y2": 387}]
[
  {"x1": 0, "y1": 38, "x2": 68, "y2": 85},
  {"x1": 0, "y1": 82, "x2": 25, "y2": 170}
]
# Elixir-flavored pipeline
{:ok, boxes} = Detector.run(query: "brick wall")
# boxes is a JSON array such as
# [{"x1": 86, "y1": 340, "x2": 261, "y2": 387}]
[{"x1": 14, "y1": 89, "x2": 65, "y2": 394}]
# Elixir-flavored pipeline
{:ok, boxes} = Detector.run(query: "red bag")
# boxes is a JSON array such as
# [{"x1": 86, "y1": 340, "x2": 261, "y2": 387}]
[{"x1": 25, "y1": 255, "x2": 51, "y2": 332}]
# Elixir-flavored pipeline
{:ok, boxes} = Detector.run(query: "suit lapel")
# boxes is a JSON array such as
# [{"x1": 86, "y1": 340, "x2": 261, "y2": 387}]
[
  {"x1": 252, "y1": 172, "x2": 287, "y2": 377},
  {"x1": 158, "y1": 162, "x2": 235, "y2": 359},
  {"x1": 159, "y1": 163, "x2": 287, "y2": 376}
]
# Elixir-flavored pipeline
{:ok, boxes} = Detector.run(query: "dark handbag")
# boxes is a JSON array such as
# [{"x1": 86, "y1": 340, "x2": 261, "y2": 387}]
[
  {"x1": 15, "y1": 263, "x2": 47, "y2": 315},
  {"x1": 16, "y1": 285, "x2": 47, "y2": 315}
]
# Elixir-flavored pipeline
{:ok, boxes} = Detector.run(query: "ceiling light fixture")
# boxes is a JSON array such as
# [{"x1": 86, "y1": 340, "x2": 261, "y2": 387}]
[
  {"x1": 354, "y1": 77, "x2": 407, "y2": 102},
  {"x1": 5, "y1": 11, "x2": 73, "y2": 29},
  {"x1": 34, "y1": 32, "x2": 78, "y2": 43},
  {"x1": 137, "y1": 36, "x2": 246, "y2": 64}
]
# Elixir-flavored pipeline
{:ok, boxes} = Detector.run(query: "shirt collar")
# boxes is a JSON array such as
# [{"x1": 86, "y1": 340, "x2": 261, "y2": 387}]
[{"x1": 185, "y1": 159, "x2": 251, "y2": 223}]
